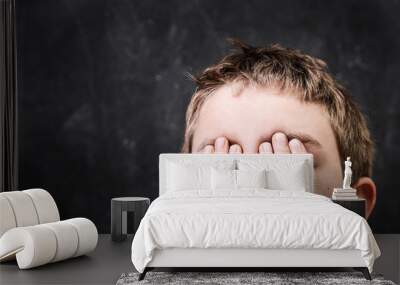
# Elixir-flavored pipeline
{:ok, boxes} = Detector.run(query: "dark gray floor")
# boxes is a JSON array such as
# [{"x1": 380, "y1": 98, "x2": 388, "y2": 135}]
[
  {"x1": 0, "y1": 235, "x2": 134, "y2": 285},
  {"x1": 0, "y1": 234, "x2": 399, "y2": 285}
]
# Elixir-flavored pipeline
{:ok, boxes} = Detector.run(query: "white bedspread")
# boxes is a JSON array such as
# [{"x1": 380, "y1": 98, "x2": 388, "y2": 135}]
[{"x1": 131, "y1": 190, "x2": 380, "y2": 273}]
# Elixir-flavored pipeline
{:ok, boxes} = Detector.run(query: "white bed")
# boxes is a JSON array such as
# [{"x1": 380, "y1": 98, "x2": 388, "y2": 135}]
[{"x1": 131, "y1": 154, "x2": 380, "y2": 280}]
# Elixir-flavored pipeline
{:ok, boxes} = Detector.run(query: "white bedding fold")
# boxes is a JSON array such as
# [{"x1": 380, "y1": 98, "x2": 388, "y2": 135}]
[{"x1": 131, "y1": 190, "x2": 380, "y2": 273}]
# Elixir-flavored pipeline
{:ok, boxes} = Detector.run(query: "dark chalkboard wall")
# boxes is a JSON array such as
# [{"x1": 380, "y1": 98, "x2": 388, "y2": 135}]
[{"x1": 16, "y1": 0, "x2": 400, "y2": 233}]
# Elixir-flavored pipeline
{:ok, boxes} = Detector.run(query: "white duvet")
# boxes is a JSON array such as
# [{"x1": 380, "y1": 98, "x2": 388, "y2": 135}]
[{"x1": 131, "y1": 190, "x2": 380, "y2": 273}]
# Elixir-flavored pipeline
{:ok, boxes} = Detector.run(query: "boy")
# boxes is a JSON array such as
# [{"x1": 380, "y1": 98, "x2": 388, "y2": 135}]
[{"x1": 181, "y1": 39, "x2": 376, "y2": 218}]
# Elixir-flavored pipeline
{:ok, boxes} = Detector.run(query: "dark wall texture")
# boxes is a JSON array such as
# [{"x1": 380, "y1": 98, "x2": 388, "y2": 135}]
[{"x1": 16, "y1": 0, "x2": 400, "y2": 233}]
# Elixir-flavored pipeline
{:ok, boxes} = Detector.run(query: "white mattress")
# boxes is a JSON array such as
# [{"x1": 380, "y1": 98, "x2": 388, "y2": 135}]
[{"x1": 131, "y1": 190, "x2": 380, "y2": 273}]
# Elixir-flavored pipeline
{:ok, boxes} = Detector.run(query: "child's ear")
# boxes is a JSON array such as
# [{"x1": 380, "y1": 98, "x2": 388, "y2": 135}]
[{"x1": 353, "y1": 177, "x2": 376, "y2": 219}]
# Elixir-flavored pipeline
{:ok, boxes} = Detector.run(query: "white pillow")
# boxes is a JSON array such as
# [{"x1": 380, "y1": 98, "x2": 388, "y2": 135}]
[
  {"x1": 211, "y1": 168, "x2": 236, "y2": 190},
  {"x1": 238, "y1": 160, "x2": 308, "y2": 191},
  {"x1": 211, "y1": 168, "x2": 268, "y2": 190},
  {"x1": 166, "y1": 160, "x2": 236, "y2": 192},
  {"x1": 167, "y1": 163, "x2": 211, "y2": 191},
  {"x1": 266, "y1": 162, "x2": 307, "y2": 191},
  {"x1": 236, "y1": 169, "x2": 267, "y2": 189}
]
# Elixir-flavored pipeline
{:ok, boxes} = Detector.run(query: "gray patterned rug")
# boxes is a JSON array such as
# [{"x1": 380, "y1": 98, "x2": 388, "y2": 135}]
[{"x1": 116, "y1": 271, "x2": 396, "y2": 285}]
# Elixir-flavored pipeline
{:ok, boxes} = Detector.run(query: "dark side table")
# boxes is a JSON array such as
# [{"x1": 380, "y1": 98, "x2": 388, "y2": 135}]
[
  {"x1": 111, "y1": 197, "x2": 150, "y2": 242},
  {"x1": 332, "y1": 198, "x2": 366, "y2": 218}
]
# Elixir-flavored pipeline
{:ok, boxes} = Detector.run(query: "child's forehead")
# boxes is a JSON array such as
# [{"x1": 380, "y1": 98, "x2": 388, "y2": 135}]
[
  {"x1": 193, "y1": 83, "x2": 334, "y2": 150},
  {"x1": 200, "y1": 82, "x2": 326, "y2": 120}
]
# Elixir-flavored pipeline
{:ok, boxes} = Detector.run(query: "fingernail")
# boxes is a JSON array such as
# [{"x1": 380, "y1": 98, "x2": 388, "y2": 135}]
[
  {"x1": 215, "y1": 137, "x2": 226, "y2": 149},
  {"x1": 289, "y1": 139, "x2": 302, "y2": 151},
  {"x1": 261, "y1": 144, "x2": 270, "y2": 152},
  {"x1": 203, "y1": 145, "x2": 214, "y2": 153},
  {"x1": 274, "y1": 133, "x2": 287, "y2": 145},
  {"x1": 231, "y1": 145, "x2": 241, "y2": 153}
]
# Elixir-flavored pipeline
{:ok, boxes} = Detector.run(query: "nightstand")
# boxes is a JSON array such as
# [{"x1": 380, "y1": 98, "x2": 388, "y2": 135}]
[
  {"x1": 332, "y1": 198, "x2": 366, "y2": 218},
  {"x1": 111, "y1": 197, "x2": 150, "y2": 242}
]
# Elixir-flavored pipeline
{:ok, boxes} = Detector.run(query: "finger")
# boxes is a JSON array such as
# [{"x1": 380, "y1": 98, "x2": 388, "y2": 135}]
[
  {"x1": 214, "y1": 136, "x2": 229, "y2": 153},
  {"x1": 271, "y1": 132, "x2": 290, "y2": 154},
  {"x1": 229, "y1": 144, "x2": 242, "y2": 154},
  {"x1": 258, "y1": 142, "x2": 273, "y2": 153},
  {"x1": 202, "y1": 145, "x2": 215, "y2": 153},
  {"x1": 288, "y1": 138, "x2": 307, "y2": 154}
]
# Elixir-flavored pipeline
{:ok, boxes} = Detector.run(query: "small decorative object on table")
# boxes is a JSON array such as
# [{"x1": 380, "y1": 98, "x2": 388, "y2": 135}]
[
  {"x1": 332, "y1": 157, "x2": 358, "y2": 200},
  {"x1": 332, "y1": 157, "x2": 366, "y2": 217},
  {"x1": 111, "y1": 197, "x2": 150, "y2": 242}
]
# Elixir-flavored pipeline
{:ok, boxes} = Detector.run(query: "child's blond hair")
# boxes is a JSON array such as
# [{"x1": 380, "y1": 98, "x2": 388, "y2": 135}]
[{"x1": 182, "y1": 39, "x2": 374, "y2": 183}]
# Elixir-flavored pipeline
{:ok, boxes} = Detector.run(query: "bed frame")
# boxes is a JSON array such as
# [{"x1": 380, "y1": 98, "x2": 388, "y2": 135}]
[{"x1": 139, "y1": 154, "x2": 372, "y2": 280}]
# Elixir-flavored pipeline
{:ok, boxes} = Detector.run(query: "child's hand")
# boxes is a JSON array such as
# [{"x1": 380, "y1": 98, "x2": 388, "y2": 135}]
[
  {"x1": 259, "y1": 132, "x2": 307, "y2": 154},
  {"x1": 199, "y1": 132, "x2": 307, "y2": 154},
  {"x1": 200, "y1": 137, "x2": 242, "y2": 153}
]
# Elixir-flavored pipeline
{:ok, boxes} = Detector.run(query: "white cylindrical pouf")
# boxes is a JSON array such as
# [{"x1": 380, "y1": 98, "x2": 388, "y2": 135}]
[
  {"x1": 0, "y1": 195, "x2": 17, "y2": 237},
  {"x1": 65, "y1": 218, "x2": 98, "y2": 257},
  {"x1": 42, "y1": 221, "x2": 79, "y2": 262},
  {"x1": 0, "y1": 219, "x2": 98, "y2": 269},
  {"x1": 1, "y1": 191, "x2": 39, "y2": 227},
  {"x1": 0, "y1": 226, "x2": 57, "y2": 269},
  {"x1": 23, "y1": 189, "x2": 60, "y2": 224}
]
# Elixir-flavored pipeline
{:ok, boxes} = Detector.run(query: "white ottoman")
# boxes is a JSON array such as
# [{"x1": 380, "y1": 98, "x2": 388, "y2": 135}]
[{"x1": 0, "y1": 189, "x2": 98, "y2": 269}]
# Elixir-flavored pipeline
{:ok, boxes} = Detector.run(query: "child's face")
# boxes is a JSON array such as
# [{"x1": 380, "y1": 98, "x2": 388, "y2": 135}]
[{"x1": 191, "y1": 82, "x2": 343, "y2": 197}]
